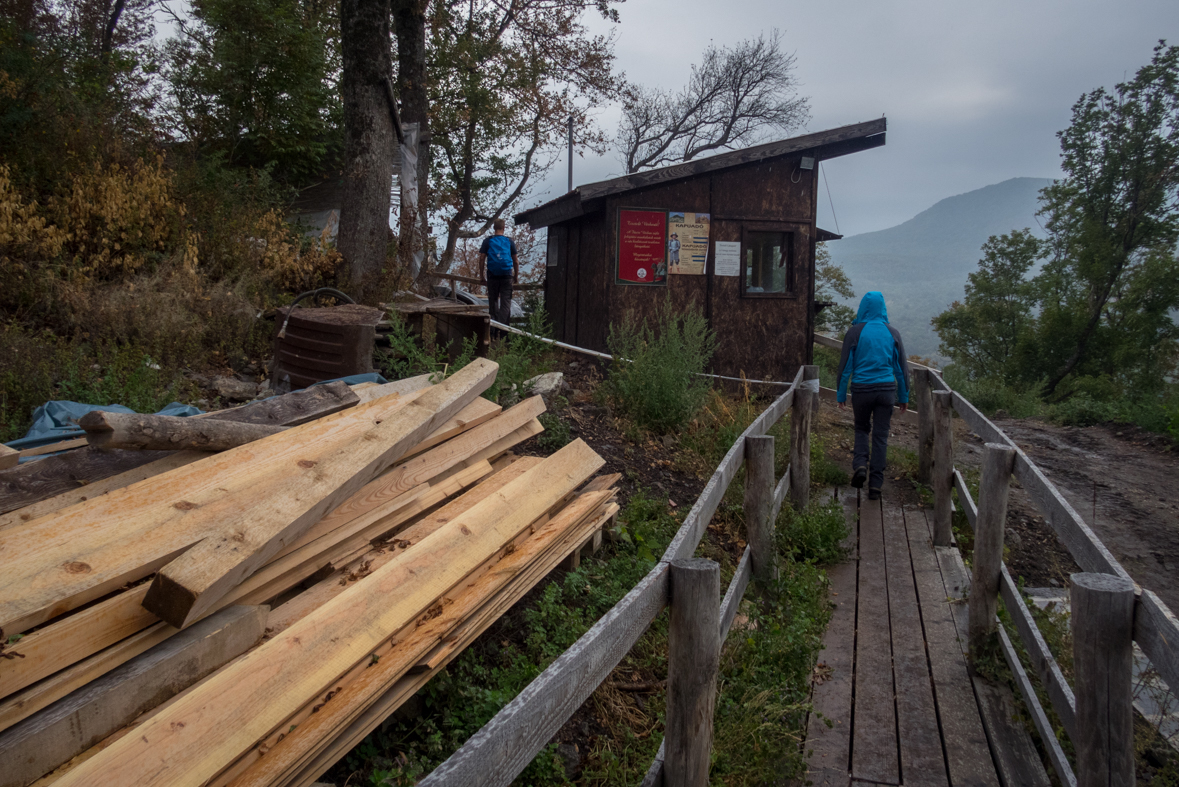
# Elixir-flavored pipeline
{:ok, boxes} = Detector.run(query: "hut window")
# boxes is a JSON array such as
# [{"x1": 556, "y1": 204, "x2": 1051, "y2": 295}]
[{"x1": 742, "y1": 231, "x2": 793, "y2": 297}]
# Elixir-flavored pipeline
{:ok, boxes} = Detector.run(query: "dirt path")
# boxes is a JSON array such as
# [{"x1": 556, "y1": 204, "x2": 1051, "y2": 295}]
[{"x1": 992, "y1": 418, "x2": 1179, "y2": 613}]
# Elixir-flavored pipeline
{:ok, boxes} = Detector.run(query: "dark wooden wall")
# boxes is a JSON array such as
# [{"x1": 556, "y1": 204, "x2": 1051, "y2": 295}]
[{"x1": 544, "y1": 156, "x2": 819, "y2": 381}]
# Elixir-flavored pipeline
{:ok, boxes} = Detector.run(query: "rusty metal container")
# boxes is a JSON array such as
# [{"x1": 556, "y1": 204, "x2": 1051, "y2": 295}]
[{"x1": 271, "y1": 304, "x2": 385, "y2": 391}]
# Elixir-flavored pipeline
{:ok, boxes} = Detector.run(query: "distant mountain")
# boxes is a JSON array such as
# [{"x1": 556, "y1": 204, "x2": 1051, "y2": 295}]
[{"x1": 827, "y1": 177, "x2": 1054, "y2": 359}]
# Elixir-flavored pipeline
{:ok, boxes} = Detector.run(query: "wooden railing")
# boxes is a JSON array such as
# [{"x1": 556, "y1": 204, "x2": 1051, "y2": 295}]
[
  {"x1": 913, "y1": 366, "x2": 1179, "y2": 787},
  {"x1": 418, "y1": 365, "x2": 820, "y2": 787}
]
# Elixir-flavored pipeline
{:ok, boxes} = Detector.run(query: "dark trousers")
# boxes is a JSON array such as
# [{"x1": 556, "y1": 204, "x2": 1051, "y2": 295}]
[
  {"x1": 487, "y1": 275, "x2": 513, "y2": 333},
  {"x1": 852, "y1": 389, "x2": 895, "y2": 491}
]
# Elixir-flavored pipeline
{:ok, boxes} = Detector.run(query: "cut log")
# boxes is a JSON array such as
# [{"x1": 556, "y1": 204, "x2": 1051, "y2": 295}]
[
  {"x1": 0, "y1": 384, "x2": 425, "y2": 637},
  {"x1": 80, "y1": 412, "x2": 288, "y2": 453},
  {"x1": 0, "y1": 605, "x2": 267, "y2": 787},
  {"x1": 0, "y1": 382, "x2": 362, "y2": 517},
  {"x1": 142, "y1": 359, "x2": 500, "y2": 629},
  {"x1": 51, "y1": 439, "x2": 603, "y2": 787}
]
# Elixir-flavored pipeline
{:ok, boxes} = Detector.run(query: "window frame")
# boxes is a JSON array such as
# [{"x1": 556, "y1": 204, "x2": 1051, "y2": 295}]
[{"x1": 739, "y1": 224, "x2": 798, "y2": 299}]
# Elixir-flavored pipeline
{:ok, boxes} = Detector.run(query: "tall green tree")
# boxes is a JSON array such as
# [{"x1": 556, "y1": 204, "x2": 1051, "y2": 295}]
[
  {"x1": 164, "y1": 0, "x2": 340, "y2": 182},
  {"x1": 1036, "y1": 41, "x2": 1179, "y2": 395},
  {"x1": 814, "y1": 242, "x2": 855, "y2": 335},
  {"x1": 932, "y1": 230, "x2": 1041, "y2": 382},
  {"x1": 934, "y1": 42, "x2": 1179, "y2": 397}
]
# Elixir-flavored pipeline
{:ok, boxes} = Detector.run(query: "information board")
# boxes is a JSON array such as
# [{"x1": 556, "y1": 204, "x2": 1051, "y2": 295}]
[
  {"x1": 667, "y1": 212, "x2": 710, "y2": 275},
  {"x1": 617, "y1": 209, "x2": 668, "y2": 284},
  {"x1": 714, "y1": 241, "x2": 741, "y2": 277}
]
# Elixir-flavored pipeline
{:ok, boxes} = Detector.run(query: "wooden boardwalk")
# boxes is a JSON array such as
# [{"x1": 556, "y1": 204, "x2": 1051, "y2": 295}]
[{"x1": 804, "y1": 488, "x2": 1003, "y2": 787}]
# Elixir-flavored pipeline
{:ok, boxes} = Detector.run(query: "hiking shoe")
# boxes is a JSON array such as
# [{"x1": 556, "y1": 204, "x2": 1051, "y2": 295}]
[
  {"x1": 868, "y1": 488, "x2": 882, "y2": 501},
  {"x1": 852, "y1": 467, "x2": 867, "y2": 489}
]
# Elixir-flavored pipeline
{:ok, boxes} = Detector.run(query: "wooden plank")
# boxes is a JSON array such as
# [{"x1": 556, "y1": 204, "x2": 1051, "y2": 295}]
[
  {"x1": 417, "y1": 563, "x2": 670, "y2": 787},
  {"x1": 0, "y1": 382, "x2": 361, "y2": 517},
  {"x1": 271, "y1": 502, "x2": 622, "y2": 787},
  {"x1": 1071, "y1": 573, "x2": 1136, "y2": 787},
  {"x1": 640, "y1": 741, "x2": 665, "y2": 787},
  {"x1": 352, "y1": 374, "x2": 433, "y2": 404},
  {"x1": 52, "y1": 440, "x2": 604, "y2": 787},
  {"x1": 0, "y1": 444, "x2": 18, "y2": 470},
  {"x1": 905, "y1": 502, "x2": 999, "y2": 787},
  {"x1": 851, "y1": 496, "x2": 899, "y2": 785},
  {"x1": 0, "y1": 386, "x2": 404, "y2": 636},
  {"x1": 998, "y1": 564, "x2": 1076, "y2": 737},
  {"x1": 1133, "y1": 590, "x2": 1179, "y2": 710},
  {"x1": 0, "y1": 583, "x2": 155, "y2": 700},
  {"x1": 16, "y1": 438, "x2": 89, "y2": 459},
  {"x1": 665, "y1": 560, "x2": 720, "y2": 787},
  {"x1": 0, "y1": 606, "x2": 266, "y2": 787},
  {"x1": 768, "y1": 465, "x2": 791, "y2": 526},
  {"x1": 997, "y1": 626, "x2": 1077, "y2": 787},
  {"x1": 805, "y1": 488, "x2": 856, "y2": 787},
  {"x1": 143, "y1": 358, "x2": 499, "y2": 629},
  {"x1": 261, "y1": 458, "x2": 545, "y2": 635},
  {"x1": 953, "y1": 469, "x2": 977, "y2": 528},
  {"x1": 221, "y1": 491, "x2": 615, "y2": 787},
  {"x1": 80, "y1": 412, "x2": 286, "y2": 452},
  {"x1": 880, "y1": 499, "x2": 948, "y2": 786},
  {"x1": 0, "y1": 411, "x2": 519, "y2": 697},
  {"x1": 0, "y1": 622, "x2": 174, "y2": 734},
  {"x1": 971, "y1": 677, "x2": 1052, "y2": 787},
  {"x1": 396, "y1": 397, "x2": 502, "y2": 459},
  {"x1": 719, "y1": 547, "x2": 752, "y2": 640}
]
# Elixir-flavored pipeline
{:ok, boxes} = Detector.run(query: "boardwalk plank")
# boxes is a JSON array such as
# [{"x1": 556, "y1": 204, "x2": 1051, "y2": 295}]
[
  {"x1": 880, "y1": 499, "x2": 948, "y2": 786},
  {"x1": 905, "y1": 503, "x2": 1000, "y2": 787},
  {"x1": 852, "y1": 497, "x2": 899, "y2": 785},
  {"x1": 806, "y1": 488, "x2": 858, "y2": 786}
]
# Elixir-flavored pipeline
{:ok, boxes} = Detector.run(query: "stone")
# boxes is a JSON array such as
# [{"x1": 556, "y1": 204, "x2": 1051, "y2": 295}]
[
  {"x1": 1006, "y1": 530, "x2": 1022, "y2": 549},
  {"x1": 523, "y1": 372, "x2": 566, "y2": 404},
  {"x1": 211, "y1": 376, "x2": 260, "y2": 403},
  {"x1": 556, "y1": 742, "x2": 581, "y2": 778}
]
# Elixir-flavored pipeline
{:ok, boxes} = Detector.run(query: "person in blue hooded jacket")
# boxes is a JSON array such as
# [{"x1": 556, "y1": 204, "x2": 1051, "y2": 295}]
[{"x1": 836, "y1": 292, "x2": 911, "y2": 500}]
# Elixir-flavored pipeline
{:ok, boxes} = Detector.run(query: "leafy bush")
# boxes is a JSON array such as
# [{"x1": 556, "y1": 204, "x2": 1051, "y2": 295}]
[
  {"x1": 605, "y1": 299, "x2": 716, "y2": 434},
  {"x1": 776, "y1": 499, "x2": 849, "y2": 565},
  {"x1": 376, "y1": 313, "x2": 477, "y2": 383},
  {"x1": 535, "y1": 412, "x2": 571, "y2": 452},
  {"x1": 482, "y1": 308, "x2": 559, "y2": 405}
]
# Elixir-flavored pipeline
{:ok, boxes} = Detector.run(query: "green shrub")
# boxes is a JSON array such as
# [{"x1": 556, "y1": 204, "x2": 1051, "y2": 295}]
[
  {"x1": 776, "y1": 499, "x2": 849, "y2": 565},
  {"x1": 534, "y1": 412, "x2": 571, "y2": 452},
  {"x1": 604, "y1": 299, "x2": 717, "y2": 434}
]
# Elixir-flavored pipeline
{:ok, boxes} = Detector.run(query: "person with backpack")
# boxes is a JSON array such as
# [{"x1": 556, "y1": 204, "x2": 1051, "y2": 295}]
[
  {"x1": 478, "y1": 218, "x2": 519, "y2": 336},
  {"x1": 835, "y1": 291, "x2": 911, "y2": 500}
]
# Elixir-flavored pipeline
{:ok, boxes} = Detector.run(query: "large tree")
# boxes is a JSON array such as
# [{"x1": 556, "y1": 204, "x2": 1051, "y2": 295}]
[
  {"x1": 426, "y1": 0, "x2": 621, "y2": 274},
  {"x1": 338, "y1": 0, "x2": 397, "y2": 295},
  {"x1": 617, "y1": 30, "x2": 809, "y2": 174},
  {"x1": 933, "y1": 42, "x2": 1179, "y2": 398}
]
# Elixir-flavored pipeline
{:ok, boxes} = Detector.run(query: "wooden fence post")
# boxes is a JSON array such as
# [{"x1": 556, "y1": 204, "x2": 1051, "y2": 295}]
[
  {"x1": 666, "y1": 559, "x2": 721, "y2": 787},
  {"x1": 932, "y1": 390, "x2": 953, "y2": 547},
  {"x1": 790, "y1": 371, "x2": 816, "y2": 511},
  {"x1": 744, "y1": 435, "x2": 777, "y2": 592},
  {"x1": 803, "y1": 363, "x2": 820, "y2": 416},
  {"x1": 968, "y1": 443, "x2": 1015, "y2": 658},
  {"x1": 1071, "y1": 572, "x2": 1136, "y2": 787},
  {"x1": 915, "y1": 369, "x2": 934, "y2": 483}
]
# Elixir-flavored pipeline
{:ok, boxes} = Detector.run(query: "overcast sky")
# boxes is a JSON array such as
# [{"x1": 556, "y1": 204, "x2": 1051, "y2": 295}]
[{"x1": 525, "y1": 0, "x2": 1177, "y2": 236}]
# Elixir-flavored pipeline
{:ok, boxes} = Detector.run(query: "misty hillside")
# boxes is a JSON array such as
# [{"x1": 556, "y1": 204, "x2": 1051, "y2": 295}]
[{"x1": 827, "y1": 177, "x2": 1053, "y2": 358}]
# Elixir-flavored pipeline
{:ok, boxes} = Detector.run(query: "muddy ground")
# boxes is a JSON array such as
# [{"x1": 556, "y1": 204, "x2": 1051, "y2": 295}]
[{"x1": 818, "y1": 396, "x2": 1179, "y2": 612}]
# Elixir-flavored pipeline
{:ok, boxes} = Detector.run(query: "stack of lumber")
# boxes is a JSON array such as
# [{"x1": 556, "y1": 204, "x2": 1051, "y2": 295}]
[{"x1": 0, "y1": 359, "x2": 618, "y2": 787}]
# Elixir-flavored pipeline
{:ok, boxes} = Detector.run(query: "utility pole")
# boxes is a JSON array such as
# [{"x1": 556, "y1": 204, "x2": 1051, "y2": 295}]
[{"x1": 567, "y1": 116, "x2": 574, "y2": 192}]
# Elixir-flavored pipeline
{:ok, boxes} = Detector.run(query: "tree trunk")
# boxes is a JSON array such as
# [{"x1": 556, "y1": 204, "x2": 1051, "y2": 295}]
[
  {"x1": 339, "y1": 0, "x2": 395, "y2": 301},
  {"x1": 393, "y1": 0, "x2": 431, "y2": 283}
]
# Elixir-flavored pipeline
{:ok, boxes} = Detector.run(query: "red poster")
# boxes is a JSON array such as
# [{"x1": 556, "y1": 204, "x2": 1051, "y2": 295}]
[{"x1": 617, "y1": 209, "x2": 667, "y2": 285}]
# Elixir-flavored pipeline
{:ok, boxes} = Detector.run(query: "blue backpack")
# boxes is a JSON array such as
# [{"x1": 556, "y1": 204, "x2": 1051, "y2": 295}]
[{"x1": 486, "y1": 235, "x2": 514, "y2": 276}]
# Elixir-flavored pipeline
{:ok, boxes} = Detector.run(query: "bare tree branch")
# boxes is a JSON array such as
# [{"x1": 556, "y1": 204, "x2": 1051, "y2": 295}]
[{"x1": 617, "y1": 30, "x2": 809, "y2": 173}]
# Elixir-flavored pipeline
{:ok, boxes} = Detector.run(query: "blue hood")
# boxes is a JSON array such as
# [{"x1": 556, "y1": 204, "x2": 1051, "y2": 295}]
[{"x1": 854, "y1": 292, "x2": 889, "y2": 324}]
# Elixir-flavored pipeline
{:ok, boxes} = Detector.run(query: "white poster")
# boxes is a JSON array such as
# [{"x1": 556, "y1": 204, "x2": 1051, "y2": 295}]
[{"x1": 714, "y1": 241, "x2": 741, "y2": 277}]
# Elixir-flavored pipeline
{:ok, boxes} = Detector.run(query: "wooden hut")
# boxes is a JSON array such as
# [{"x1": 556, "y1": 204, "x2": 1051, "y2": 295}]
[{"x1": 514, "y1": 118, "x2": 886, "y2": 381}]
